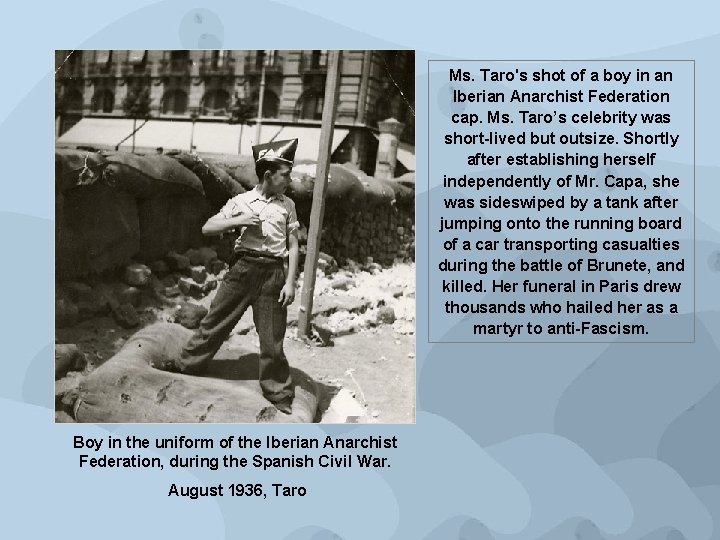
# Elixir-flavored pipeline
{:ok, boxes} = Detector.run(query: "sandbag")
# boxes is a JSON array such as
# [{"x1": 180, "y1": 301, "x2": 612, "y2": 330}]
[
  {"x1": 396, "y1": 172, "x2": 415, "y2": 190},
  {"x1": 55, "y1": 344, "x2": 86, "y2": 379},
  {"x1": 56, "y1": 181, "x2": 140, "y2": 278},
  {"x1": 393, "y1": 187, "x2": 415, "y2": 210},
  {"x1": 386, "y1": 179, "x2": 414, "y2": 207},
  {"x1": 285, "y1": 161, "x2": 316, "y2": 202},
  {"x1": 55, "y1": 149, "x2": 108, "y2": 192},
  {"x1": 219, "y1": 159, "x2": 258, "y2": 191},
  {"x1": 136, "y1": 196, "x2": 210, "y2": 261},
  {"x1": 327, "y1": 164, "x2": 366, "y2": 202},
  {"x1": 103, "y1": 153, "x2": 205, "y2": 199},
  {"x1": 287, "y1": 163, "x2": 366, "y2": 204},
  {"x1": 286, "y1": 175, "x2": 315, "y2": 202},
  {"x1": 171, "y1": 153, "x2": 245, "y2": 211},
  {"x1": 74, "y1": 322, "x2": 319, "y2": 423},
  {"x1": 359, "y1": 175, "x2": 397, "y2": 204}
]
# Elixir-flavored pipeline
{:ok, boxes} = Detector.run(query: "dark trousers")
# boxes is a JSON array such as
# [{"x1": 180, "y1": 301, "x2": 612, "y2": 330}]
[{"x1": 177, "y1": 255, "x2": 294, "y2": 403}]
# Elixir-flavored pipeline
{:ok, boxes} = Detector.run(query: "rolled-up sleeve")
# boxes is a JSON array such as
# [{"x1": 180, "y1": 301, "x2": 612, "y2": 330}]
[
  {"x1": 219, "y1": 194, "x2": 253, "y2": 219},
  {"x1": 219, "y1": 198, "x2": 239, "y2": 219},
  {"x1": 286, "y1": 200, "x2": 299, "y2": 235}
]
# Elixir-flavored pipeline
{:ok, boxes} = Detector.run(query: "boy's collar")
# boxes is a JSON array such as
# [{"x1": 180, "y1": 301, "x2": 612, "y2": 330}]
[{"x1": 253, "y1": 184, "x2": 283, "y2": 201}]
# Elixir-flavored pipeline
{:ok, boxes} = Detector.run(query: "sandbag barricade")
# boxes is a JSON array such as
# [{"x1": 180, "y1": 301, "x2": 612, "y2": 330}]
[
  {"x1": 55, "y1": 148, "x2": 108, "y2": 192},
  {"x1": 55, "y1": 145, "x2": 415, "y2": 278},
  {"x1": 55, "y1": 150, "x2": 214, "y2": 278},
  {"x1": 171, "y1": 153, "x2": 245, "y2": 211},
  {"x1": 103, "y1": 153, "x2": 205, "y2": 199},
  {"x1": 137, "y1": 196, "x2": 209, "y2": 261},
  {"x1": 384, "y1": 178, "x2": 415, "y2": 210},
  {"x1": 326, "y1": 164, "x2": 366, "y2": 202},
  {"x1": 56, "y1": 179, "x2": 140, "y2": 278},
  {"x1": 287, "y1": 162, "x2": 366, "y2": 205},
  {"x1": 284, "y1": 163, "x2": 415, "y2": 266},
  {"x1": 209, "y1": 158, "x2": 259, "y2": 191},
  {"x1": 358, "y1": 175, "x2": 396, "y2": 205},
  {"x1": 74, "y1": 322, "x2": 319, "y2": 423}
]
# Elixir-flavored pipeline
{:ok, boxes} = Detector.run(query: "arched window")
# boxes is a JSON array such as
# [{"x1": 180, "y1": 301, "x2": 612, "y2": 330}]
[
  {"x1": 92, "y1": 89, "x2": 115, "y2": 113},
  {"x1": 63, "y1": 88, "x2": 84, "y2": 112},
  {"x1": 251, "y1": 89, "x2": 279, "y2": 119},
  {"x1": 201, "y1": 89, "x2": 230, "y2": 116},
  {"x1": 161, "y1": 89, "x2": 188, "y2": 114},
  {"x1": 295, "y1": 88, "x2": 324, "y2": 120}
]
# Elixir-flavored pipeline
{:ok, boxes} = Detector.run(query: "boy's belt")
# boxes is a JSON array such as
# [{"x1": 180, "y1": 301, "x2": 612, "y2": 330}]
[{"x1": 234, "y1": 249, "x2": 284, "y2": 265}]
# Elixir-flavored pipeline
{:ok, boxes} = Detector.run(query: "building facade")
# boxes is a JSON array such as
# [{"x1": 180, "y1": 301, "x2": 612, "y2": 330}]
[{"x1": 55, "y1": 50, "x2": 415, "y2": 175}]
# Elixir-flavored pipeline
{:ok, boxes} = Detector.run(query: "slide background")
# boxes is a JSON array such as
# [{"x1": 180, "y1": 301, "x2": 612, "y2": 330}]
[{"x1": 3, "y1": 1, "x2": 719, "y2": 538}]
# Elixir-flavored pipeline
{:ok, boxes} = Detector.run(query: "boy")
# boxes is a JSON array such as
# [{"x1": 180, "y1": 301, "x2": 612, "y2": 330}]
[{"x1": 171, "y1": 139, "x2": 300, "y2": 414}]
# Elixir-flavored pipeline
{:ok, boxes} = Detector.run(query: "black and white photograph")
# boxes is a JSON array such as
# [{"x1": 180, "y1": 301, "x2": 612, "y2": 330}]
[{"x1": 54, "y1": 49, "x2": 416, "y2": 423}]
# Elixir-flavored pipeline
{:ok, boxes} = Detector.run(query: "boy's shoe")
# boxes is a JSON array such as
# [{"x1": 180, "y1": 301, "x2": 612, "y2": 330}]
[{"x1": 153, "y1": 358, "x2": 182, "y2": 373}]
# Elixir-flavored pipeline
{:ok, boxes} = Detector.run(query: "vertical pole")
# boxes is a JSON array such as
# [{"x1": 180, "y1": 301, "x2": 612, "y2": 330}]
[
  {"x1": 298, "y1": 50, "x2": 343, "y2": 337},
  {"x1": 255, "y1": 51, "x2": 266, "y2": 144}
]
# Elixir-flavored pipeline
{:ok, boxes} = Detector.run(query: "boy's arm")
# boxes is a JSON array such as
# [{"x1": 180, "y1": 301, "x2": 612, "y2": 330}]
[
  {"x1": 279, "y1": 233, "x2": 299, "y2": 307},
  {"x1": 201, "y1": 197, "x2": 260, "y2": 236},
  {"x1": 201, "y1": 211, "x2": 259, "y2": 236}
]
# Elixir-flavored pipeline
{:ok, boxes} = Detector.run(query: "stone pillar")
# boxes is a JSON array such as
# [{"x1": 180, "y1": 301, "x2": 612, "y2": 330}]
[{"x1": 374, "y1": 118, "x2": 404, "y2": 180}]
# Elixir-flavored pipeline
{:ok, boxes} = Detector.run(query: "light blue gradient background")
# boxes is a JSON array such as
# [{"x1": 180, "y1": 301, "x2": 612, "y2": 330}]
[{"x1": 4, "y1": 0, "x2": 720, "y2": 538}]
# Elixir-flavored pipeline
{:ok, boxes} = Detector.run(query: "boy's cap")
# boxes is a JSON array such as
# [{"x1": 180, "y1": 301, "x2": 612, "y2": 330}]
[{"x1": 252, "y1": 139, "x2": 298, "y2": 165}]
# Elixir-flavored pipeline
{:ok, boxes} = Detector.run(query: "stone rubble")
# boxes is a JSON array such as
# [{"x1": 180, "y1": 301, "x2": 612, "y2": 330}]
[
  {"x1": 124, "y1": 263, "x2": 152, "y2": 287},
  {"x1": 173, "y1": 302, "x2": 209, "y2": 330}
]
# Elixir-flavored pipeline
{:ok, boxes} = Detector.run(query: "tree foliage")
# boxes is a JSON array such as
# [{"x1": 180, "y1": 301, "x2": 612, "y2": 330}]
[
  {"x1": 122, "y1": 87, "x2": 152, "y2": 119},
  {"x1": 227, "y1": 94, "x2": 253, "y2": 125}
]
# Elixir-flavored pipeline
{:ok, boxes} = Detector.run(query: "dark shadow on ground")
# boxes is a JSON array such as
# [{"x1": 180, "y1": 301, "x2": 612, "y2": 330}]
[
  {"x1": 314, "y1": 381, "x2": 342, "y2": 422},
  {"x1": 203, "y1": 353, "x2": 260, "y2": 381},
  {"x1": 205, "y1": 351, "x2": 343, "y2": 422}
]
